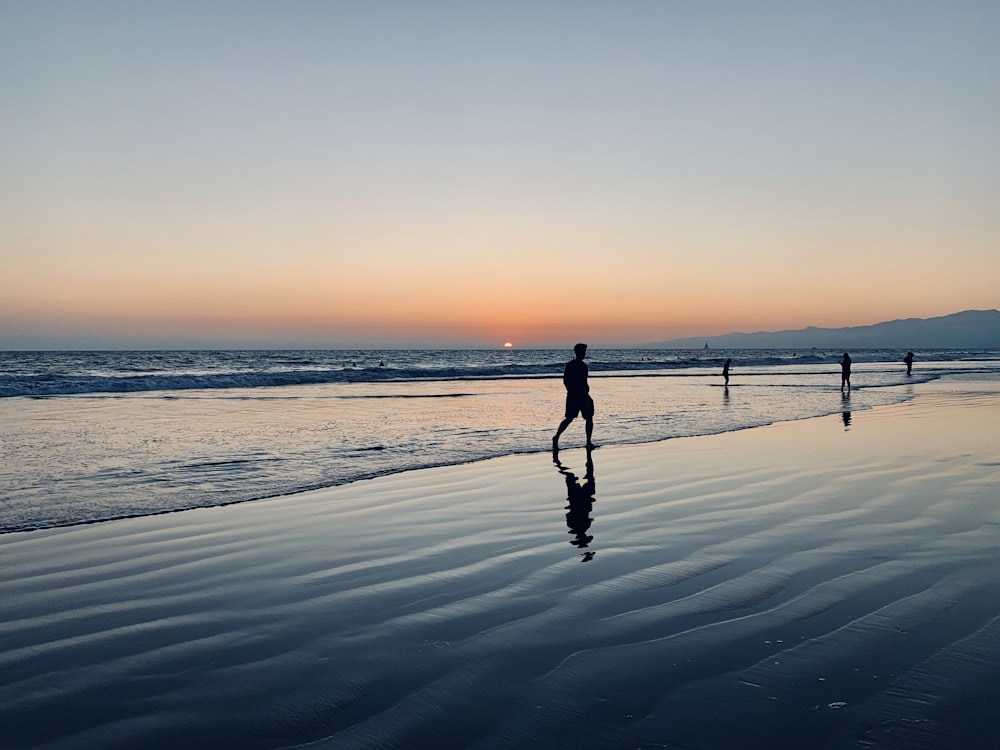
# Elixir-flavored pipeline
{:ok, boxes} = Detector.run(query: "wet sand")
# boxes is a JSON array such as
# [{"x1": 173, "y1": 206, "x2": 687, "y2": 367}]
[{"x1": 3, "y1": 379, "x2": 1000, "y2": 749}]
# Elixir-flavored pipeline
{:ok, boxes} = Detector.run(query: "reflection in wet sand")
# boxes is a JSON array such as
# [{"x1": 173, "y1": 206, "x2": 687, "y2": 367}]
[{"x1": 554, "y1": 448, "x2": 597, "y2": 561}]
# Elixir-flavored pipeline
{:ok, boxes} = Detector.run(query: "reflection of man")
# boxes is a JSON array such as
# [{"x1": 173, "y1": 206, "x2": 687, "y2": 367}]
[
  {"x1": 556, "y1": 448, "x2": 596, "y2": 561},
  {"x1": 553, "y1": 343, "x2": 595, "y2": 452}
]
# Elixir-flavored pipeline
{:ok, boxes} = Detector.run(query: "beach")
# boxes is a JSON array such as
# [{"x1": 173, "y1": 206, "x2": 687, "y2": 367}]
[{"x1": 2, "y1": 375, "x2": 999, "y2": 749}]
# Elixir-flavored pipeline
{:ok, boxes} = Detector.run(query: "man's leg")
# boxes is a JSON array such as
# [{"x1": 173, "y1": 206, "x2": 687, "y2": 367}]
[
  {"x1": 553, "y1": 416, "x2": 574, "y2": 449},
  {"x1": 585, "y1": 417, "x2": 594, "y2": 448}
]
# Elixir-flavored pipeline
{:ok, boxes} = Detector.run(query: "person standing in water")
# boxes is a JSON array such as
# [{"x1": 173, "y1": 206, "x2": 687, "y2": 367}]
[
  {"x1": 840, "y1": 352, "x2": 852, "y2": 392},
  {"x1": 553, "y1": 343, "x2": 594, "y2": 452},
  {"x1": 904, "y1": 351, "x2": 914, "y2": 375},
  {"x1": 722, "y1": 358, "x2": 732, "y2": 386}
]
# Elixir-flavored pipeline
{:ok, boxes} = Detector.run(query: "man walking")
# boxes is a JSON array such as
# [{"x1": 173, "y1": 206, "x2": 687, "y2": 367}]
[{"x1": 553, "y1": 343, "x2": 594, "y2": 452}]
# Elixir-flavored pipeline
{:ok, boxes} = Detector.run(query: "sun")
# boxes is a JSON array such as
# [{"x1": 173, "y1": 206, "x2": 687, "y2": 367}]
[{"x1": 503, "y1": 342, "x2": 513, "y2": 349}]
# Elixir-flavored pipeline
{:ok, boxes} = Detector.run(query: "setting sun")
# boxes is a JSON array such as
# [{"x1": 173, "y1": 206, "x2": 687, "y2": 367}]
[{"x1": 503, "y1": 342, "x2": 513, "y2": 349}]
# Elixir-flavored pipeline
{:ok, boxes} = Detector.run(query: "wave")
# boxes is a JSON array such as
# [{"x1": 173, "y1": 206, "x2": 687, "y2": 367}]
[
  {"x1": 0, "y1": 367, "x2": 550, "y2": 398},
  {"x1": 2, "y1": 348, "x2": 998, "y2": 398}
]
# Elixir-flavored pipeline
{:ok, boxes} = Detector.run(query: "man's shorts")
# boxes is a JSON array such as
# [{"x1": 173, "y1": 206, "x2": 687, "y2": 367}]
[{"x1": 565, "y1": 393, "x2": 595, "y2": 419}]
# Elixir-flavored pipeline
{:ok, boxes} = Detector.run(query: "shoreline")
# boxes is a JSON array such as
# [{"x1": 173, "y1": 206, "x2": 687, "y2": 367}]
[
  {"x1": 1, "y1": 375, "x2": 946, "y2": 536},
  {"x1": 6, "y1": 351, "x2": 995, "y2": 534},
  {"x1": 3, "y1": 377, "x2": 1000, "y2": 748}
]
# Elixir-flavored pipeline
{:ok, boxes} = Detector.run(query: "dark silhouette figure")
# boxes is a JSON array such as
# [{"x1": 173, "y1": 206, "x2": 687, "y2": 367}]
[
  {"x1": 555, "y1": 448, "x2": 596, "y2": 561},
  {"x1": 904, "y1": 351, "x2": 914, "y2": 375},
  {"x1": 722, "y1": 358, "x2": 732, "y2": 386},
  {"x1": 553, "y1": 343, "x2": 594, "y2": 452},
  {"x1": 840, "y1": 352, "x2": 852, "y2": 392}
]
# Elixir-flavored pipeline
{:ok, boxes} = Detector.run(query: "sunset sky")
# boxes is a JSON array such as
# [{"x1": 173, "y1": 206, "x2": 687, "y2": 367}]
[{"x1": 2, "y1": 1, "x2": 998, "y2": 349}]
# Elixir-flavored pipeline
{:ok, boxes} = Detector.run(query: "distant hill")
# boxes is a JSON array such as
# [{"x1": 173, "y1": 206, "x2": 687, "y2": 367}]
[{"x1": 649, "y1": 310, "x2": 1000, "y2": 349}]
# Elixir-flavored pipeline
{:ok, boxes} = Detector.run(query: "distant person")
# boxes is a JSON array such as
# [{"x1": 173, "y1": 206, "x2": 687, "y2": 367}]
[
  {"x1": 840, "y1": 352, "x2": 852, "y2": 392},
  {"x1": 722, "y1": 358, "x2": 732, "y2": 386},
  {"x1": 904, "y1": 351, "x2": 914, "y2": 375},
  {"x1": 553, "y1": 343, "x2": 594, "y2": 452}
]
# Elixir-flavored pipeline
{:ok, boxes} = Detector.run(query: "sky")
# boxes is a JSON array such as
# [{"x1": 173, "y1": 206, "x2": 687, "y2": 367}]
[{"x1": 2, "y1": 1, "x2": 999, "y2": 349}]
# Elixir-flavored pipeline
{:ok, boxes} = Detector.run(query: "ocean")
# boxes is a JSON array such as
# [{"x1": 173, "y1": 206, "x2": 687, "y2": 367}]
[{"x1": 2, "y1": 348, "x2": 999, "y2": 533}]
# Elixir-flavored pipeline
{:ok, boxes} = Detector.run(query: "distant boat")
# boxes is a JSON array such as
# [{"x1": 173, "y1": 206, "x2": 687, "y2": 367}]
[{"x1": 703, "y1": 342, "x2": 709, "y2": 349}]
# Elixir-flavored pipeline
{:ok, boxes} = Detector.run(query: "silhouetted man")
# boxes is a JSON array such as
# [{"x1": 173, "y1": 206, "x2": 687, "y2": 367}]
[
  {"x1": 904, "y1": 351, "x2": 914, "y2": 375},
  {"x1": 723, "y1": 358, "x2": 732, "y2": 386},
  {"x1": 840, "y1": 352, "x2": 852, "y2": 392},
  {"x1": 553, "y1": 343, "x2": 594, "y2": 451}
]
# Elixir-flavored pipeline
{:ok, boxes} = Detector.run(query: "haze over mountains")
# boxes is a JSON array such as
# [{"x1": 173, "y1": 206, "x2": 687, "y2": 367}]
[{"x1": 650, "y1": 310, "x2": 1000, "y2": 349}]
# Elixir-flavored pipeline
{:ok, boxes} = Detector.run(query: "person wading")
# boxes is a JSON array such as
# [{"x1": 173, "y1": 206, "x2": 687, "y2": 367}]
[{"x1": 553, "y1": 343, "x2": 595, "y2": 453}]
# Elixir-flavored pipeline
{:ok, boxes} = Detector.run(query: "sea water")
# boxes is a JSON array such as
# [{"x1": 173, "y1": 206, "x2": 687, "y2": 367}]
[{"x1": 2, "y1": 348, "x2": 998, "y2": 532}]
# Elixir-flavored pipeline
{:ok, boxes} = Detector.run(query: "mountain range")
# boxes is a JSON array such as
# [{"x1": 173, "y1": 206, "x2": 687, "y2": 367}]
[{"x1": 649, "y1": 309, "x2": 1000, "y2": 349}]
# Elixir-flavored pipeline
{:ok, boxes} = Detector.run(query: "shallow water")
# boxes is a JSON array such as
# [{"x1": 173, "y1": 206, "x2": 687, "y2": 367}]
[{"x1": 2, "y1": 350, "x2": 998, "y2": 532}]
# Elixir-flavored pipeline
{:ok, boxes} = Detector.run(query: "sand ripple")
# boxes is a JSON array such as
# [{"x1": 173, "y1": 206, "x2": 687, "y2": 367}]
[{"x1": 2, "y1": 386, "x2": 1000, "y2": 748}]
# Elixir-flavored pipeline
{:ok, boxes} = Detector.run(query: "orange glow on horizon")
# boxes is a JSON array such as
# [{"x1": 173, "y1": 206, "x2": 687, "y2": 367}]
[
  {"x1": 2, "y1": 288, "x2": 991, "y2": 348},
  {"x1": 2, "y1": 251, "x2": 994, "y2": 347}
]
